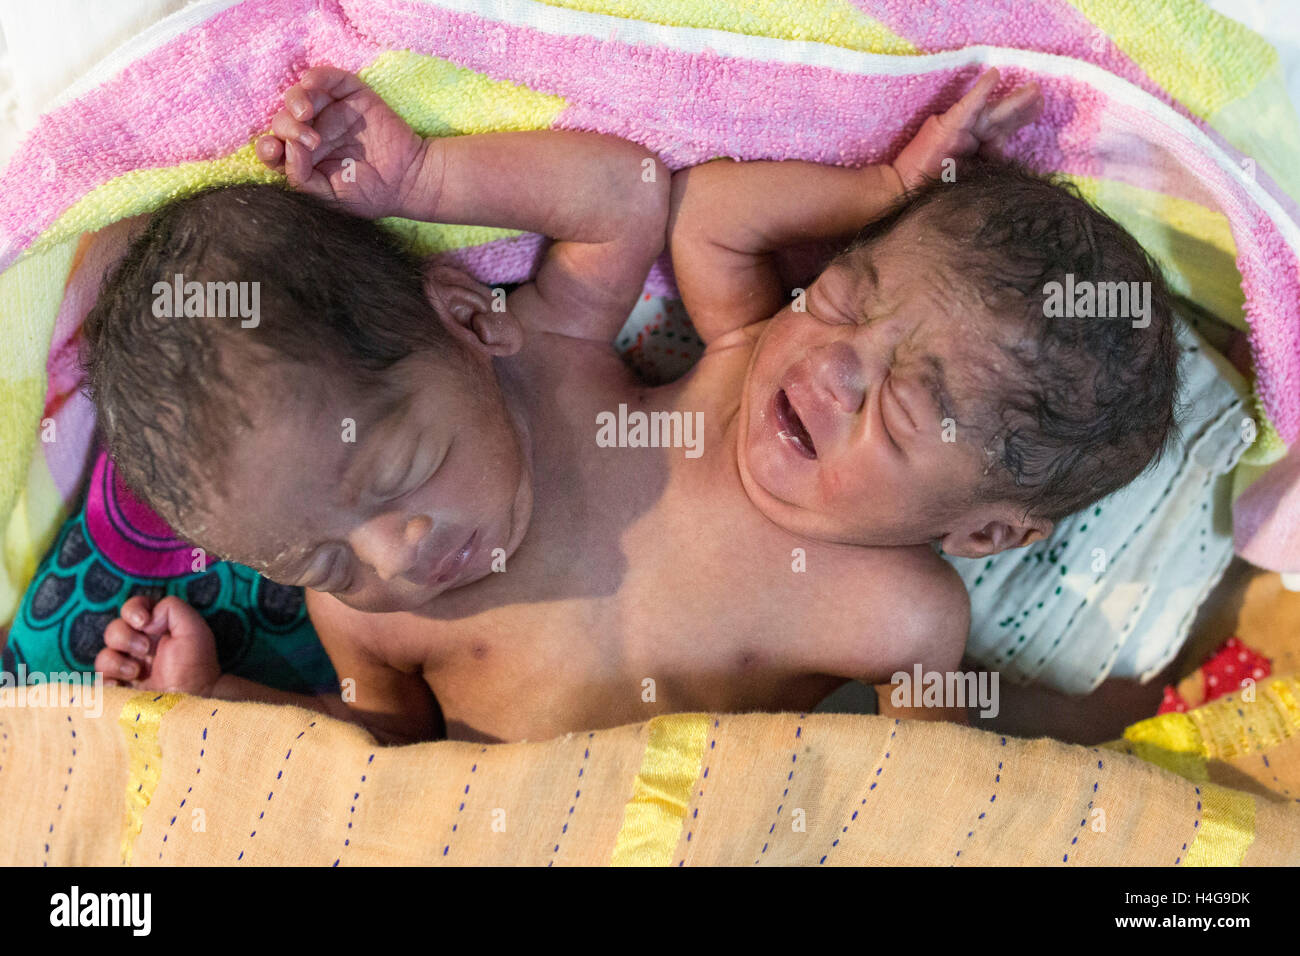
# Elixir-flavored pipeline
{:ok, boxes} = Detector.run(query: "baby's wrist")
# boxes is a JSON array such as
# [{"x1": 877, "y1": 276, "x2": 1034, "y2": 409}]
[
  {"x1": 879, "y1": 161, "x2": 908, "y2": 198},
  {"x1": 855, "y1": 163, "x2": 909, "y2": 224},
  {"x1": 204, "y1": 671, "x2": 236, "y2": 698},
  {"x1": 392, "y1": 137, "x2": 443, "y2": 221}
]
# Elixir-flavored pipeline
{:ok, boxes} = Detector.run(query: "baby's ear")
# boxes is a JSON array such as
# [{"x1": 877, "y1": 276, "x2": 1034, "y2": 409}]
[
  {"x1": 940, "y1": 513, "x2": 1053, "y2": 559},
  {"x1": 423, "y1": 263, "x2": 522, "y2": 357}
]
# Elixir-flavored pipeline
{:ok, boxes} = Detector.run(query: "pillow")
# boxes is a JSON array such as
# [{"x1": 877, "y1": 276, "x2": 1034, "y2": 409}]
[
  {"x1": 948, "y1": 318, "x2": 1249, "y2": 694},
  {"x1": 2, "y1": 451, "x2": 336, "y2": 695}
]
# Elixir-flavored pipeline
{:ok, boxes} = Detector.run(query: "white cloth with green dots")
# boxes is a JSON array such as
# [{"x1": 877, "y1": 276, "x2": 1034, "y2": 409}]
[{"x1": 949, "y1": 319, "x2": 1249, "y2": 694}]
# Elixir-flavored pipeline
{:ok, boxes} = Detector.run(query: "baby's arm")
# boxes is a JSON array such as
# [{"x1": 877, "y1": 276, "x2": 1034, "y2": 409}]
[
  {"x1": 667, "y1": 68, "x2": 1042, "y2": 344},
  {"x1": 421, "y1": 129, "x2": 669, "y2": 341},
  {"x1": 814, "y1": 555, "x2": 973, "y2": 726},
  {"x1": 668, "y1": 160, "x2": 904, "y2": 344},
  {"x1": 259, "y1": 67, "x2": 669, "y2": 343},
  {"x1": 96, "y1": 595, "x2": 435, "y2": 744}
]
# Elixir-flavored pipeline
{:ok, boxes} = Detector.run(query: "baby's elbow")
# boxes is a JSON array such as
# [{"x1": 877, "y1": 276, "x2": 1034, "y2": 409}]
[{"x1": 627, "y1": 147, "x2": 671, "y2": 239}]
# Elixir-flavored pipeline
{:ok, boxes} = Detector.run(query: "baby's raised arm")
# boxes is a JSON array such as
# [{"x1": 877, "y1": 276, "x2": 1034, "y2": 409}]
[
  {"x1": 667, "y1": 68, "x2": 1042, "y2": 344},
  {"x1": 259, "y1": 66, "x2": 669, "y2": 342}
]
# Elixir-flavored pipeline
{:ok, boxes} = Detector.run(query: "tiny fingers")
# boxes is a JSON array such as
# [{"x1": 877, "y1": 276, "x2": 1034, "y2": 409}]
[
  {"x1": 104, "y1": 618, "x2": 152, "y2": 659},
  {"x1": 284, "y1": 138, "x2": 315, "y2": 190},
  {"x1": 120, "y1": 594, "x2": 154, "y2": 630},
  {"x1": 95, "y1": 647, "x2": 142, "y2": 682},
  {"x1": 285, "y1": 84, "x2": 336, "y2": 122},
  {"x1": 299, "y1": 65, "x2": 367, "y2": 100},
  {"x1": 979, "y1": 81, "x2": 1044, "y2": 141},
  {"x1": 256, "y1": 134, "x2": 285, "y2": 167},
  {"x1": 271, "y1": 109, "x2": 321, "y2": 150},
  {"x1": 943, "y1": 67, "x2": 1000, "y2": 130}
]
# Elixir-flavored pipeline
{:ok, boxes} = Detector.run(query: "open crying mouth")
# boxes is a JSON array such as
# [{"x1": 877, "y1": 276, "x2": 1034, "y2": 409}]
[{"x1": 775, "y1": 389, "x2": 817, "y2": 459}]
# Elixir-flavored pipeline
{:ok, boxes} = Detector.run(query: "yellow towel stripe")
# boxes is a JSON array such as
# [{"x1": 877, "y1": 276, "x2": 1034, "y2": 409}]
[
  {"x1": 536, "y1": 0, "x2": 915, "y2": 55},
  {"x1": 118, "y1": 691, "x2": 183, "y2": 865},
  {"x1": 0, "y1": 237, "x2": 77, "y2": 504},
  {"x1": 359, "y1": 49, "x2": 567, "y2": 138},
  {"x1": 611, "y1": 713, "x2": 710, "y2": 866},
  {"x1": 1067, "y1": 0, "x2": 1275, "y2": 119}
]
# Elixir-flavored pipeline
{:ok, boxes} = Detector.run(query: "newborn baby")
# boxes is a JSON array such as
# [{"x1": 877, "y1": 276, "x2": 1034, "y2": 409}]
[{"x1": 84, "y1": 68, "x2": 1178, "y2": 742}]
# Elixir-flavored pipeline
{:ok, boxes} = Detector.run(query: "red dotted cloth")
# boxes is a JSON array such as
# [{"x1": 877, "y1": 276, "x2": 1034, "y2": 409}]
[
  {"x1": 616, "y1": 295, "x2": 704, "y2": 384},
  {"x1": 1157, "y1": 637, "x2": 1272, "y2": 714}
]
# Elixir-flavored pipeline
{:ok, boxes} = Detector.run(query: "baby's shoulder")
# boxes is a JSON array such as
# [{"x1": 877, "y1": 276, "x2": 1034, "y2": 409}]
[
  {"x1": 802, "y1": 543, "x2": 970, "y2": 678},
  {"x1": 305, "y1": 588, "x2": 442, "y2": 671}
]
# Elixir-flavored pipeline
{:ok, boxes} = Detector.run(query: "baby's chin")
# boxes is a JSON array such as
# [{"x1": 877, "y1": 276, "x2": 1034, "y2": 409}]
[
  {"x1": 330, "y1": 579, "x2": 462, "y2": 614},
  {"x1": 739, "y1": 449, "x2": 922, "y2": 547},
  {"x1": 331, "y1": 533, "x2": 522, "y2": 614}
]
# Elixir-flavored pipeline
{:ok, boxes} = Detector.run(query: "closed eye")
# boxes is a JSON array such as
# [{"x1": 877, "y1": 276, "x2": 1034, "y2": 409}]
[
  {"x1": 887, "y1": 375, "x2": 919, "y2": 433},
  {"x1": 373, "y1": 436, "x2": 453, "y2": 503},
  {"x1": 300, "y1": 545, "x2": 353, "y2": 592},
  {"x1": 879, "y1": 375, "x2": 902, "y2": 453}
]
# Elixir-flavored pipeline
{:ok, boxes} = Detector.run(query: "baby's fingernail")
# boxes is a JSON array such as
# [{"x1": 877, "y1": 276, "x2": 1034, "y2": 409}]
[
  {"x1": 132, "y1": 638, "x2": 149, "y2": 655},
  {"x1": 299, "y1": 130, "x2": 318, "y2": 149},
  {"x1": 127, "y1": 611, "x2": 145, "y2": 627},
  {"x1": 120, "y1": 661, "x2": 138, "y2": 679}
]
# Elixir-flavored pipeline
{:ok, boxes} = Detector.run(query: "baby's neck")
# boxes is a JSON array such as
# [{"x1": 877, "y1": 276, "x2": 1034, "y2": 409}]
[{"x1": 493, "y1": 356, "x2": 536, "y2": 471}]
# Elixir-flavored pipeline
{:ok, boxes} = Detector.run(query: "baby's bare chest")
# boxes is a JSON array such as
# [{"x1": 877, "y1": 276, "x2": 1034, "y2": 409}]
[
  {"x1": 419, "y1": 598, "x2": 847, "y2": 741},
  {"x1": 414, "y1": 496, "x2": 904, "y2": 741}
]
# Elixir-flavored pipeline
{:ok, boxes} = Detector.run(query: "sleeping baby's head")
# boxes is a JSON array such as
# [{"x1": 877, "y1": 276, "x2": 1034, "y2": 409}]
[
  {"x1": 83, "y1": 184, "x2": 532, "y2": 612},
  {"x1": 739, "y1": 157, "x2": 1180, "y2": 557}
]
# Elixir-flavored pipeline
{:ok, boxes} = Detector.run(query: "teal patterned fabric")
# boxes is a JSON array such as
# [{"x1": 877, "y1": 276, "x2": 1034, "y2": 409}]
[{"x1": 4, "y1": 511, "x2": 336, "y2": 696}]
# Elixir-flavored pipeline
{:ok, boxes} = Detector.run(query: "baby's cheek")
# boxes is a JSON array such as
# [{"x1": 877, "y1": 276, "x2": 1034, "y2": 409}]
[{"x1": 816, "y1": 462, "x2": 847, "y2": 504}]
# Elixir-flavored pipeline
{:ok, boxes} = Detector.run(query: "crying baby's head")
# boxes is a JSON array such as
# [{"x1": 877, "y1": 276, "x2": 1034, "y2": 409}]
[{"x1": 738, "y1": 156, "x2": 1180, "y2": 557}]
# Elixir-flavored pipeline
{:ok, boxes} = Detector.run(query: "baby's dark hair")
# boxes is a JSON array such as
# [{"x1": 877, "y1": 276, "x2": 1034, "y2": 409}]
[
  {"x1": 81, "y1": 184, "x2": 458, "y2": 530},
  {"x1": 851, "y1": 156, "x2": 1180, "y2": 522}
]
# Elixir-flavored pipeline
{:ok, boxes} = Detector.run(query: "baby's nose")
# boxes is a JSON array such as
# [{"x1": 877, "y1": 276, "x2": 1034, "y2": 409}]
[
  {"x1": 404, "y1": 514, "x2": 433, "y2": 545},
  {"x1": 811, "y1": 340, "x2": 866, "y2": 413},
  {"x1": 352, "y1": 514, "x2": 432, "y2": 581}
]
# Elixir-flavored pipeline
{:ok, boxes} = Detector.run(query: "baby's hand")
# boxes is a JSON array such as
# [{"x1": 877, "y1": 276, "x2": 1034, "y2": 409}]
[
  {"x1": 890, "y1": 68, "x2": 1043, "y2": 191},
  {"x1": 256, "y1": 66, "x2": 431, "y2": 219},
  {"x1": 95, "y1": 595, "x2": 220, "y2": 695}
]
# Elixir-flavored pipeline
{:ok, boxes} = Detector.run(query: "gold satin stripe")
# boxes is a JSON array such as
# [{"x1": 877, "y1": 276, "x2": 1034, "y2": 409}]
[
  {"x1": 1119, "y1": 683, "x2": 1298, "y2": 867},
  {"x1": 610, "y1": 713, "x2": 710, "y2": 866},
  {"x1": 1260, "y1": 678, "x2": 1300, "y2": 741},
  {"x1": 1123, "y1": 712, "x2": 1209, "y2": 783},
  {"x1": 118, "y1": 691, "x2": 182, "y2": 865},
  {"x1": 1184, "y1": 783, "x2": 1256, "y2": 866},
  {"x1": 1119, "y1": 678, "x2": 1300, "y2": 780},
  {"x1": 1120, "y1": 714, "x2": 1257, "y2": 866},
  {"x1": 1186, "y1": 677, "x2": 1300, "y2": 761}
]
